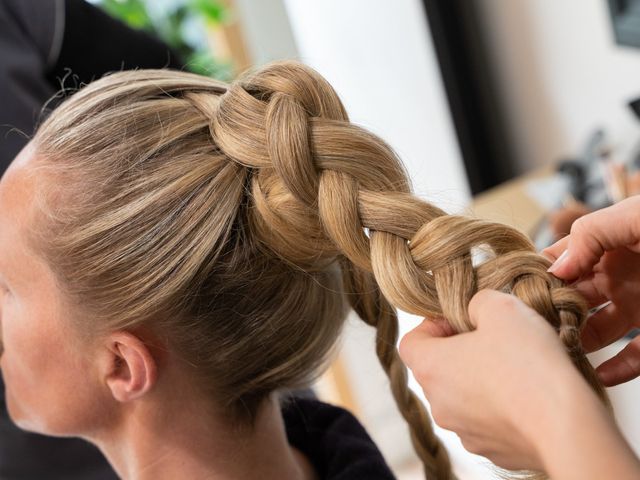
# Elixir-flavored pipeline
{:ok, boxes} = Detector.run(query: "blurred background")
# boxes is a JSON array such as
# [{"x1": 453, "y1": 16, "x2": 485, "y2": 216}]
[{"x1": 8, "y1": 0, "x2": 640, "y2": 478}]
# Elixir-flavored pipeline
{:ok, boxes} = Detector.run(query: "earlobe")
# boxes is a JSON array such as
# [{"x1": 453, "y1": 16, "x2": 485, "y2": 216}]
[{"x1": 104, "y1": 332, "x2": 158, "y2": 403}]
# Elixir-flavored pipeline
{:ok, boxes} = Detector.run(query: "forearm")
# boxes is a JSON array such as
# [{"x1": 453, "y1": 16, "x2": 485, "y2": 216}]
[{"x1": 533, "y1": 372, "x2": 640, "y2": 480}]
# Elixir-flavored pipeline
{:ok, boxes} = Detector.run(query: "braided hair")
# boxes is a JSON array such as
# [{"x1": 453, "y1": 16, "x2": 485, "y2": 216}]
[{"x1": 32, "y1": 61, "x2": 610, "y2": 479}]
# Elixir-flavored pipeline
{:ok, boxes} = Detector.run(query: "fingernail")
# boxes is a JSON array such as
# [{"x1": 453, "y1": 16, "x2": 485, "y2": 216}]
[{"x1": 547, "y1": 249, "x2": 568, "y2": 273}]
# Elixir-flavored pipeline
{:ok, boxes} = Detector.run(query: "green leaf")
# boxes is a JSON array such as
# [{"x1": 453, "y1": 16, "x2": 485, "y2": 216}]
[
  {"x1": 186, "y1": 50, "x2": 233, "y2": 80},
  {"x1": 94, "y1": 0, "x2": 234, "y2": 78},
  {"x1": 99, "y1": 0, "x2": 154, "y2": 30},
  {"x1": 188, "y1": 0, "x2": 228, "y2": 24}
]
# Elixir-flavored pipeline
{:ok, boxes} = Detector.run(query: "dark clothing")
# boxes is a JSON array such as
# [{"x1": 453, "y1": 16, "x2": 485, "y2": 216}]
[
  {"x1": 284, "y1": 397, "x2": 396, "y2": 480},
  {"x1": 0, "y1": 0, "x2": 183, "y2": 167},
  {"x1": 0, "y1": 0, "x2": 60, "y2": 165},
  {"x1": 46, "y1": 0, "x2": 183, "y2": 92}
]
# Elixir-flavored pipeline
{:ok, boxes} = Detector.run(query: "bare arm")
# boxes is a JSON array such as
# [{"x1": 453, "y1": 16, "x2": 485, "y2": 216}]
[{"x1": 399, "y1": 290, "x2": 640, "y2": 478}]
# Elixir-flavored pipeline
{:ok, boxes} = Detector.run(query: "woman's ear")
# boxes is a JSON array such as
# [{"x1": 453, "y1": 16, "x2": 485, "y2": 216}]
[{"x1": 101, "y1": 331, "x2": 158, "y2": 403}]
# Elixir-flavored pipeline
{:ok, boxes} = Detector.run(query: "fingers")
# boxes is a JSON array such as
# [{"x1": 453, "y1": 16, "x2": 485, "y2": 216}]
[
  {"x1": 468, "y1": 289, "x2": 529, "y2": 329},
  {"x1": 572, "y1": 275, "x2": 609, "y2": 308},
  {"x1": 398, "y1": 318, "x2": 453, "y2": 367},
  {"x1": 413, "y1": 317, "x2": 457, "y2": 338},
  {"x1": 595, "y1": 335, "x2": 640, "y2": 386},
  {"x1": 581, "y1": 302, "x2": 630, "y2": 353},
  {"x1": 545, "y1": 197, "x2": 640, "y2": 280},
  {"x1": 542, "y1": 235, "x2": 569, "y2": 262}
]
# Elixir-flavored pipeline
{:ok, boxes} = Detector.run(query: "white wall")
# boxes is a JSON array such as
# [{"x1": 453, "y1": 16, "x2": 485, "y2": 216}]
[
  {"x1": 232, "y1": 0, "x2": 299, "y2": 65},
  {"x1": 282, "y1": 0, "x2": 470, "y2": 210},
  {"x1": 237, "y1": 0, "x2": 471, "y2": 205},
  {"x1": 476, "y1": 0, "x2": 640, "y2": 173}
]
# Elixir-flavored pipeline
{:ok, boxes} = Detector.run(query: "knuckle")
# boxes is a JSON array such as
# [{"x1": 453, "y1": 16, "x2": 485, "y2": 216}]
[
  {"x1": 459, "y1": 437, "x2": 485, "y2": 456},
  {"x1": 626, "y1": 197, "x2": 640, "y2": 242},
  {"x1": 468, "y1": 289, "x2": 492, "y2": 316},
  {"x1": 494, "y1": 293, "x2": 519, "y2": 311},
  {"x1": 429, "y1": 404, "x2": 450, "y2": 429},
  {"x1": 399, "y1": 337, "x2": 432, "y2": 382},
  {"x1": 622, "y1": 195, "x2": 640, "y2": 211},
  {"x1": 569, "y1": 215, "x2": 589, "y2": 238},
  {"x1": 469, "y1": 289, "x2": 517, "y2": 320},
  {"x1": 411, "y1": 358, "x2": 434, "y2": 385},
  {"x1": 621, "y1": 339, "x2": 640, "y2": 377}
]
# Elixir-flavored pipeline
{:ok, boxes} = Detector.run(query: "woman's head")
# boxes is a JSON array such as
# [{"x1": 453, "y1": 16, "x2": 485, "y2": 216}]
[
  {"x1": 0, "y1": 144, "x2": 113, "y2": 434},
  {"x1": 5, "y1": 64, "x2": 357, "y2": 434},
  {"x1": 0, "y1": 61, "x2": 608, "y2": 479}
]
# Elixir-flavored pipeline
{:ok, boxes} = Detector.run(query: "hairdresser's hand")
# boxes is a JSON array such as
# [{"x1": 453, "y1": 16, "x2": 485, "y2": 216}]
[
  {"x1": 543, "y1": 195, "x2": 640, "y2": 386},
  {"x1": 399, "y1": 290, "x2": 581, "y2": 471},
  {"x1": 399, "y1": 290, "x2": 640, "y2": 479}
]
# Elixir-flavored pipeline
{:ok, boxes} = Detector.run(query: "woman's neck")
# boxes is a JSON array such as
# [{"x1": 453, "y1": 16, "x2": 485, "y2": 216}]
[{"x1": 88, "y1": 392, "x2": 316, "y2": 480}]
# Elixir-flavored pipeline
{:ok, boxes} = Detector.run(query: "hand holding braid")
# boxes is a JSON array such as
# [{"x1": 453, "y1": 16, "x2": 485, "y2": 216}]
[{"x1": 208, "y1": 61, "x2": 610, "y2": 479}]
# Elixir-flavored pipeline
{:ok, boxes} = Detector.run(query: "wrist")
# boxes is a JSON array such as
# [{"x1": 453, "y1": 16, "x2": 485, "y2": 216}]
[{"x1": 532, "y1": 369, "x2": 640, "y2": 479}]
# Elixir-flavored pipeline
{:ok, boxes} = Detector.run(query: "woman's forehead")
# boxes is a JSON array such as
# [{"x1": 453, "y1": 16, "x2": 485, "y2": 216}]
[
  {"x1": 7, "y1": 141, "x2": 37, "y2": 171},
  {"x1": 1, "y1": 155, "x2": 37, "y2": 221},
  {"x1": 0, "y1": 181, "x2": 60, "y2": 304},
  {"x1": 0, "y1": 145, "x2": 44, "y2": 262}
]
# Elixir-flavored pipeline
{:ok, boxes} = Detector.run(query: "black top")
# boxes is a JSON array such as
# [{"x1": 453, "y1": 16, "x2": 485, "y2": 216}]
[
  {"x1": 283, "y1": 397, "x2": 396, "y2": 480},
  {"x1": 0, "y1": 0, "x2": 60, "y2": 165}
]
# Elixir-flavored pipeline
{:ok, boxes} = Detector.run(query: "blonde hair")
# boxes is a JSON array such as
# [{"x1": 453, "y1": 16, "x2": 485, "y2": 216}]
[{"x1": 31, "y1": 61, "x2": 608, "y2": 479}]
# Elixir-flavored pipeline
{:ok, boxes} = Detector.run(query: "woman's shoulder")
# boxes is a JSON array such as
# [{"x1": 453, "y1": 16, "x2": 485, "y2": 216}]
[{"x1": 281, "y1": 395, "x2": 397, "y2": 480}]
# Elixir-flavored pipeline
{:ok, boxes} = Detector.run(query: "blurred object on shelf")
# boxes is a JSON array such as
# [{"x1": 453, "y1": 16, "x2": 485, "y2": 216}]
[
  {"x1": 525, "y1": 125, "x2": 640, "y2": 249},
  {"x1": 205, "y1": 0, "x2": 252, "y2": 76},
  {"x1": 600, "y1": 146, "x2": 628, "y2": 204},
  {"x1": 627, "y1": 170, "x2": 640, "y2": 195},
  {"x1": 472, "y1": 121, "x2": 640, "y2": 251}
]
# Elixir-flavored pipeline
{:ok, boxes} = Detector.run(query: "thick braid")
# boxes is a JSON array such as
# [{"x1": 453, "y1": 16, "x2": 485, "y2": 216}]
[
  {"x1": 209, "y1": 62, "x2": 457, "y2": 478},
  {"x1": 207, "y1": 61, "x2": 611, "y2": 479}
]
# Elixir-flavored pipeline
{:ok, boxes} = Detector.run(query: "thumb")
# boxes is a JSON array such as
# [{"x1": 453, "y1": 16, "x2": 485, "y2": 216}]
[
  {"x1": 414, "y1": 317, "x2": 457, "y2": 338},
  {"x1": 547, "y1": 197, "x2": 640, "y2": 280},
  {"x1": 398, "y1": 318, "x2": 453, "y2": 369}
]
